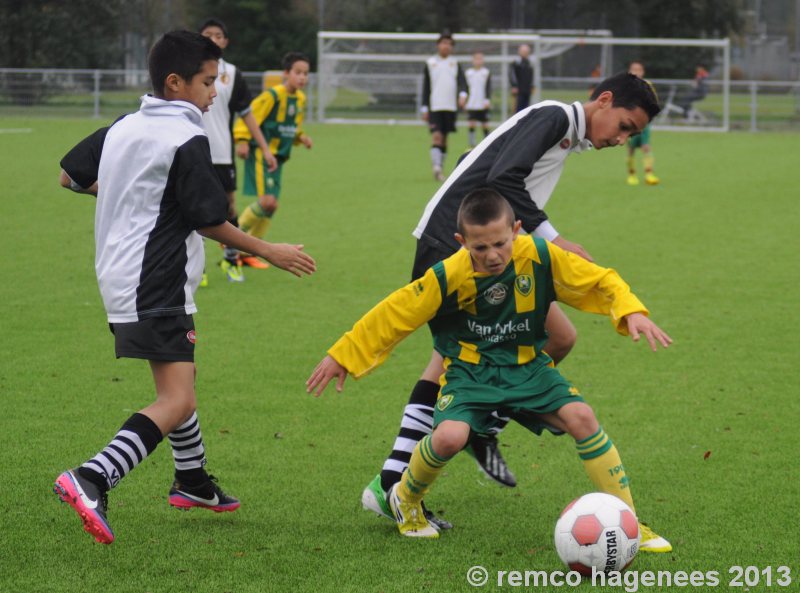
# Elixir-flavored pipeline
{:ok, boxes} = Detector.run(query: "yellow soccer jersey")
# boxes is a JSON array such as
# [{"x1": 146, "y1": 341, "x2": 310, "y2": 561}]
[
  {"x1": 233, "y1": 84, "x2": 306, "y2": 160},
  {"x1": 328, "y1": 236, "x2": 648, "y2": 378}
]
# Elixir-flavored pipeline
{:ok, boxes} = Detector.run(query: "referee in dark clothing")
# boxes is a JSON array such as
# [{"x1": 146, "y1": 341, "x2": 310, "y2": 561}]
[{"x1": 510, "y1": 43, "x2": 535, "y2": 113}]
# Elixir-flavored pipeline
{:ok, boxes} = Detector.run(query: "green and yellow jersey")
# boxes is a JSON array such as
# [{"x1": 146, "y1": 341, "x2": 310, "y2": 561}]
[
  {"x1": 329, "y1": 236, "x2": 648, "y2": 377},
  {"x1": 233, "y1": 84, "x2": 306, "y2": 161}
]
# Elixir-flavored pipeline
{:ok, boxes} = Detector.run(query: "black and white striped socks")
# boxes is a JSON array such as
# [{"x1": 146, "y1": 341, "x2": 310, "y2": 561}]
[
  {"x1": 80, "y1": 413, "x2": 162, "y2": 491},
  {"x1": 168, "y1": 412, "x2": 208, "y2": 484},
  {"x1": 379, "y1": 380, "x2": 439, "y2": 492}
]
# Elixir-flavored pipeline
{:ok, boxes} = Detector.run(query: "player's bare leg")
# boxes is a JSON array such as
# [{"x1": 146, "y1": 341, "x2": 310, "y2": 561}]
[
  {"x1": 239, "y1": 194, "x2": 278, "y2": 268},
  {"x1": 430, "y1": 130, "x2": 446, "y2": 181},
  {"x1": 641, "y1": 144, "x2": 659, "y2": 185}
]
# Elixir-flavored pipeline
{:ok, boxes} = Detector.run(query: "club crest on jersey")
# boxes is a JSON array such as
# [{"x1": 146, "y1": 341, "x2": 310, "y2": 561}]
[
  {"x1": 483, "y1": 283, "x2": 508, "y2": 305},
  {"x1": 186, "y1": 330, "x2": 196, "y2": 344},
  {"x1": 288, "y1": 104, "x2": 296, "y2": 117},
  {"x1": 560, "y1": 138, "x2": 571, "y2": 149},
  {"x1": 437, "y1": 394, "x2": 453, "y2": 411},
  {"x1": 515, "y1": 274, "x2": 533, "y2": 296}
]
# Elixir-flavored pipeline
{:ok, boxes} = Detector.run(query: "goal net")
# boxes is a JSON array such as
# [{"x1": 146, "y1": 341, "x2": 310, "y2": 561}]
[{"x1": 316, "y1": 32, "x2": 730, "y2": 131}]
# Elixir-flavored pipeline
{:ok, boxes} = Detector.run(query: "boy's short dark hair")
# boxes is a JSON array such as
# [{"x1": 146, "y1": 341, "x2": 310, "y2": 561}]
[
  {"x1": 590, "y1": 71, "x2": 661, "y2": 121},
  {"x1": 198, "y1": 17, "x2": 228, "y2": 38},
  {"x1": 148, "y1": 30, "x2": 222, "y2": 96},
  {"x1": 457, "y1": 188, "x2": 514, "y2": 235},
  {"x1": 437, "y1": 30, "x2": 454, "y2": 44},
  {"x1": 282, "y1": 52, "x2": 310, "y2": 72}
]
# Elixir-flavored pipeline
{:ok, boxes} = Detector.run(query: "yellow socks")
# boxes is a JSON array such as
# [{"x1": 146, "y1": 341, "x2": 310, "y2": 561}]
[
  {"x1": 237, "y1": 203, "x2": 260, "y2": 233},
  {"x1": 643, "y1": 154, "x2": 655, "y2": 173},
  {"x1": 238, "y1": 203, "x2": 272, "y2": 239},
  {"x1": 398, "y1": 434, "x2": 451, "y2": 504},
  {"x1": 626, "y1": 155, "x2": 636, "y2": 176},
  {"x1": 249, "y1": 216, "x2": 271, "y2": 239},
  {"x1": 577, "y1": 428, "x2": 636, "y2": 513}
]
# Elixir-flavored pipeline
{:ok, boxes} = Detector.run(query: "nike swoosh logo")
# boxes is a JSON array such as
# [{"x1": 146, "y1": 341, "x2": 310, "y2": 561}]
[
  {"x1": 72, "y1": 474, "x2": 99, "y2": 510},
  {"x1": 178, "y1": 491, "x2": 220, "y2": 506}
]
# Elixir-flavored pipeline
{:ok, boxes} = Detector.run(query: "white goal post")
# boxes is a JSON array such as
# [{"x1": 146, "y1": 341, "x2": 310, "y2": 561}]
[{"x1": 316, "y1": 31, "x2": 730, "y2": 132}]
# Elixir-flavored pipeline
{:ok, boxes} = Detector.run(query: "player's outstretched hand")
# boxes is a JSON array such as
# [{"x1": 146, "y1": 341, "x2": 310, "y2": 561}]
[
  {"x1": 624, "y1": 312, "x2": 672, "y2": 351},
  {"x1": 306, "y1": 355, "x2": 348, "y2": 397},
  {"x1": 300, "y1": 135, "x2": 313, "y2": 150},
  {"x1": 552, "y1": 236, "x2": 594, "y2": 262},
  {"x1": 263, "y1": 243, "x2": 316, "y2": 277}
]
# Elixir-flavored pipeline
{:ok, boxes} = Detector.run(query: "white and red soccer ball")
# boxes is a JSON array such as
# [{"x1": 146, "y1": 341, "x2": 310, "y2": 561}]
[{"x1": 554, "y1": 492, "x2": 639, "y2": 575}]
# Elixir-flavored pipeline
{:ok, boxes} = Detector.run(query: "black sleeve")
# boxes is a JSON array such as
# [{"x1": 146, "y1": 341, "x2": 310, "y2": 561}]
[
  {"x1": 59, "y1": 126, "x2": 109, "y2": 188},
  {"x1": 173, "y1": 135, "x2": 229, "y2": 230},
  {"x1": 485, "y1": 107, "x2": 570, "y2": 232},
  {"x1": 422, "y1": 63, "x2": 431, "y2": 108},
  {"x1": 509, "y1": 61, "x2": 519, "y2": 88},
  {"x1": 456, "y1": 64, "x2": 467, "y2": 96},
  {"x1": 229, "y1": 68, "x2": 253, "y2": 115}
]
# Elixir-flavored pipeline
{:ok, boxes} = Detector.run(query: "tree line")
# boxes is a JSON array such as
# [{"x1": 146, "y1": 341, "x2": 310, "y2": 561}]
[{"x1": 1, "y1": 0, "x2": 743, "y2": 78}]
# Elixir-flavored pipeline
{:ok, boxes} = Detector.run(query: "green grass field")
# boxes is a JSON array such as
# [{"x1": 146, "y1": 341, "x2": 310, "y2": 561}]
[{"x1": 1, "y1": 117, "x2": 798, "y2": 593}]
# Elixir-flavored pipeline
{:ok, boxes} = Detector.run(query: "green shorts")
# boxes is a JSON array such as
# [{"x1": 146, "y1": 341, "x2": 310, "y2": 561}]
[
  {"x1": 243, "y1": 149, "x2": 283, "y2": 198},
  {"x1": 628, "y1": 124, "x2": 651, "y2": 149},
  {"x1": 434, "y1": 358, "x2": 584, "y2": 436}
]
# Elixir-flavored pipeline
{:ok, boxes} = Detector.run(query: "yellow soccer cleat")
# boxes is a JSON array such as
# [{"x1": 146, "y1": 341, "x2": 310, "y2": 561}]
[
  {"x1": 200, "y1": 272, "x2": 209, "y2": 288},
  {"x1": 626, "y1": 174, "x2": 640, "y2": 186},
  {"x1": 645, "y1": 172, "x2": 660, "y2": 185},
  {"x1": 388, "y1": 484, "x2": 439, "y2": 538},
  {"x1": 219, "y1": 259, "x2": 245, "y2": 283},
  {"x1": 639, "y1": 522, "x2": 672, "y2": 553}
]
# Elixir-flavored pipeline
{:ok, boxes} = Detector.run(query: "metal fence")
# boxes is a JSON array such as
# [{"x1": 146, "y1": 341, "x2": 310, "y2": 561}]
[
  {"x1": 0, "y1": 68, "x2": 316, "y2": 123},
  {"x1": 1, "y1": 68, "x2": 798, "y2": 132}
]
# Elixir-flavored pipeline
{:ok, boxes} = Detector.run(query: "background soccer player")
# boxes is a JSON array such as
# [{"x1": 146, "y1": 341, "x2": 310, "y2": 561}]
[
  {"x1": 199, "y1": 17, "x2": 273, "y2": 282},
  {"x1": 421, "y1": 31, "x2": 467, "y2": 182},
  {"x1": 235, "y1": 52, "x2": 313, "y2": 268},
  {"x1": 465, "y1": 51, "x2": 492, "y2": 148},
  {"x1": 625, "y1": 60, "x2": 660, "y2": 186}
]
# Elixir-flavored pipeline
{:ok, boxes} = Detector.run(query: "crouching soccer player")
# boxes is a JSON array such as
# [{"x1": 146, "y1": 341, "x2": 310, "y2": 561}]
[{"x1": 307, "y1": 188, "x2": 672, "y2": 551}]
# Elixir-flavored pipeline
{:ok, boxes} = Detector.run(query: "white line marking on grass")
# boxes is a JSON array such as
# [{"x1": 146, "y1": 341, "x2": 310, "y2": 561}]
[{"x1": 0, "y1": 128, "x2": 33, "y2": 134}]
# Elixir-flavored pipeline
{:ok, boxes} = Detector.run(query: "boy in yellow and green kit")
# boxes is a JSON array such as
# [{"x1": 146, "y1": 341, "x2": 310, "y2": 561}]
[
  {"x1": 234, "y1": 52, "x2": 313, "y2": 268},
  {"x1": 307, "y1": 188, "x2": 673, "y2": 551},
  {"x1": 626, "y1": 60, "x2": 660, "y2": 186}
]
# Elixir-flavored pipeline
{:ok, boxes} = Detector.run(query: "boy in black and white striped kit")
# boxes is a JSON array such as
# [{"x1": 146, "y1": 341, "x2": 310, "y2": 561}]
[
  {"x1": 465, "y1": 51, "x2": 492, "y2": 148},
  {"x1": 54, "y1": 30, "x2": 315, "y2": 545},
  {"x1": 421, "y1": 31, "x2": 467, "y2": 182}
]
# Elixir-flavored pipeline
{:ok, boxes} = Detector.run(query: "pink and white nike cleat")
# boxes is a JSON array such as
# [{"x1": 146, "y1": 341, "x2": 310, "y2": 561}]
[
  {"x1": 168, "y1": 474, "x2": 240, "y2": 512},
  {"x1": 54, "y1": 469, "x2": 114, "y2": 544}
]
